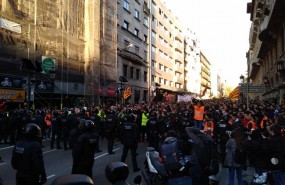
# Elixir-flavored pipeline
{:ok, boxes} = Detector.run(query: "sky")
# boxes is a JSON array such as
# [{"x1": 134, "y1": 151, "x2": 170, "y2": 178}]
[{"x1": 163, "y1": 0, "x2": 252, "y2": 87}]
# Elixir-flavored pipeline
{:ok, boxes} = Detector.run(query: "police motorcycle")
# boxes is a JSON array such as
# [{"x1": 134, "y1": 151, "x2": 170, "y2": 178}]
[
  {"x1": 142, "y1": 147, "x2": 191, "y2": 185},
  {"x1": 51, "y1": 162, "x2": 142, "y2": 185}
]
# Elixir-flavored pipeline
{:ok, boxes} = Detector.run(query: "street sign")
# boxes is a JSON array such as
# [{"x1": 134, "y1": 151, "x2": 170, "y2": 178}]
[{"x1": 239, "y1": 84, "x2": 264, "y2": 93}]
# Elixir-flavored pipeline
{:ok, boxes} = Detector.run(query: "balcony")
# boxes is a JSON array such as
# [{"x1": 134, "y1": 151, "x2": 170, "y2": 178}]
[{"x1": 118, "y1": 49, "x2": 146, "y2": 66}]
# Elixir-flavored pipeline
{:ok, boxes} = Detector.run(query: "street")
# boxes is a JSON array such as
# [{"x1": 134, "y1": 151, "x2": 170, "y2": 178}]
[{"x1": 0, "y1": 139, "x2": 254, "y2": 185}]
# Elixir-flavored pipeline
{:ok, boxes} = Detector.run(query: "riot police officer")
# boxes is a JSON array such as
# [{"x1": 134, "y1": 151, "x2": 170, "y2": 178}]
[
  {"x1": 89, "y1": 108, "x2": 102, "y2": 153},
  {"x1": 50, "y1": 110, "x2": 62, "y2": 149},
  {"x1": 120, "y1": 112, "x2": 140, "y2": 172},
  {"x1": 11, "y1": 123, "x2": 47, "y2": 185},
  {"x1": 104, "y1": 110, "x2": 117, "y2": 154},
  {"x1": 146, "y1": 111, "x2": 160, "y2": 151},
  {"x1": 72, "y1": 120, "x2": 98, "y2": 178}
]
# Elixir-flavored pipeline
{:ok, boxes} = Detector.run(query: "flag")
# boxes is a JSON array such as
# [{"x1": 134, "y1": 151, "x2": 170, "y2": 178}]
[
  {"x1": 123, "y1": 86, "x2": 132, "y2": 99},
  {"x1": 229, "y1": 86, "x2": 239, "y2": 100},
  {"x1": 200, "y1": 83, "x2": 209, "y2": 97}
]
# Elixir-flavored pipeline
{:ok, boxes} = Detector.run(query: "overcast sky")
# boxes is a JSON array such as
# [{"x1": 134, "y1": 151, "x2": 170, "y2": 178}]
[{"x1": 164, "y1": 0, "x2": 252, "y2": 87}]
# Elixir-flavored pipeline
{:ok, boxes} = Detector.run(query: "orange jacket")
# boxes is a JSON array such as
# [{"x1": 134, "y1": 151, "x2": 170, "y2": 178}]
[
  {"x1": 204, "y1": 120, "x2": 214, "y2": 136},
  {"x1": 194, "y1": 105, "x2": 205, "y2": 121},
  {"x1": 44, "y1": 114, "x2": 52, "y2": 126},
  {"x1": 247, "y1": 120, "x2": 257, "y2": 130},
  {"x1": 260, "y1": 115, "x2": 268, "y2": 129}
]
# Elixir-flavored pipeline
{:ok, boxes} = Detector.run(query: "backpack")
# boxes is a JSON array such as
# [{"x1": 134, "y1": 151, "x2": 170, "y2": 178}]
[{"x1": 161, "y1": 137, "x2": 182, "y2": 171}]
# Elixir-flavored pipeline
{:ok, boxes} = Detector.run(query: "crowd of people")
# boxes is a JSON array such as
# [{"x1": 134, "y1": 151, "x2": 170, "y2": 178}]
[{"x1": 0, "y1": 97, "x2": 285, "y2": 185}]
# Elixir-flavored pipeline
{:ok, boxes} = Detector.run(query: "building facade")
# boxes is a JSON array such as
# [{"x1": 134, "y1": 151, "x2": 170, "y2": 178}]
[
  {"x1": 0, "y1": 0, "x2": 117, "y2": 108},
  {"x1": 247, "y1": 0, "x2": 285, "y2": 104}
]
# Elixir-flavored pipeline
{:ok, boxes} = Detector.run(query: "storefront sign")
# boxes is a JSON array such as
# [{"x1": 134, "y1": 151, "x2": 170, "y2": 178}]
[{"x1": 0, "y1": 89, "x2": 25, "y2": 102}]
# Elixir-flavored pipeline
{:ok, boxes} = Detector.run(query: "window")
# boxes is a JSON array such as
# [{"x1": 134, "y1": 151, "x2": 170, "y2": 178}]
[
  {"x1": 143, "y1": 17, "x2": 148, "y2": 26},
  {"x1": 164, "y1": 66, "x2": 167, "y2": 72},
  {"x1": 159, "y1": 63, "x2": 163, "y2": 70},
  {"x1": 135, "y1": 46, "x2": 139, "y2": 54},
  {"x1": 159, "y1": 8, "x2": 162, "y2": 15},
  {"x1": 164, "y1": 79, "x2": 167, "y2": 85},
  {"x1": 123, "y1": 65, "x2": 128, "y2": 77},
  {"x1": 144, "y1": 71, "x2": 147, "y2": 82},
  {"x1": 151, "y1": 45, "x2": 156, "y2": 53},
  {"x1": 170, "y1": 81, "x2": 173, "y2": 87},
  {"x1": 151, "y1": 60, "x2": 156, "y2": 67},
  {"x1": 144, "y1": 51, "x2": 147, "y2": 61},
  {"x1": 123, "y1": 0, "x2": 130, "y2": 11},
  {"x1": 159, "y1": 77, "x2": 163, "y2": 84},
  {"x1": 124, "y1": 40, "x2": 130, "y2": 48},
  {"x1": 123, "y1": 21, "x2": 129, "y2": 30},
  {"x1": 134, "y1": 28, "x2": 139, "y2": 36},
  {"x1": 151, "y1": 75, "x2": 155, "y2": 82},
  {"x1": 134, "y1": 9, "x2": 140, "y2": 19},
  {"x1": 130, "y1": 67, "x2": 134, "y2": 79},
  {"x1": 143, "y1": 34, "x2": 148, "y2": 42},
  {"x1": 151, "y1": 30, "x2": 156, "y2": 38},
  {"x1": 136, "y1": 69, "x2": 140, "y2": 80}
]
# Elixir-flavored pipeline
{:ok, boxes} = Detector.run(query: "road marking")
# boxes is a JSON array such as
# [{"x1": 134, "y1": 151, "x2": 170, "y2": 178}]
[
  {"x1": 43, "y1": 149, "x2": 57, "y2": 154},
  {"x1": 94, "y1": 148, "x2": 120, "y2": 159},
  {"x1": 47, "y1": 174, "x2": 56, "y2": 179},
  {"x1": 0, "y1": 146, "x2": 14, "y2": 151}
]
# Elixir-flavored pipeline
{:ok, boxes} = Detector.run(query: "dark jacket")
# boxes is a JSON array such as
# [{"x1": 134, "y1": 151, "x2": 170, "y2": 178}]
[
  {"x1": 120, "y1": 121, "x2": 138, "y2": 146},
  {"x1": 72, "y1": 130, "x2": 98, "y2": 175},
  {"x1": 11, "y1": 138, "x2": 46, "y2": 184}
]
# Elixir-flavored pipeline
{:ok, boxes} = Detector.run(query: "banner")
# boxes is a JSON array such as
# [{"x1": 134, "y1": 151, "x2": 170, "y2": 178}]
[
  {"x1": 0, "y1": 76, "x2": 22, "y2": 89},
  {"x1": 0, "y1": 17, "x2": 21, "y2": 33},
  {"x1": 177, "y1": 94, "x2": 197, "y2": 102},
  {"x1": 0, "y1": 89, "x2": 25, "y2": 102}
]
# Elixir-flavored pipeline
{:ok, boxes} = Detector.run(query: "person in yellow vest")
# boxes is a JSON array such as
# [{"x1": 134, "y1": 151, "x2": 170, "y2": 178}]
[
  {"x1": 194, "y1": 100, "x2": 205, "y2": 130},
  {"x1": 140, "y1": 108, "x2": 149, "y2": 142}
]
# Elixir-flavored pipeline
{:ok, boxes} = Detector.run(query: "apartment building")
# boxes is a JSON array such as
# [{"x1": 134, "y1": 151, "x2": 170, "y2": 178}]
[
  {"x1": 247, "y1": 0, "x2": 285, "y2": 103},
  {"x1": 200, "y1": 52, "x2": 211, "y2": 98},
  {"x1": 184, "y1": 28, "x2": 201, "y2": 95},
  {"x1": 117, "y1": 0, "x2": 150, "y2": 104}
]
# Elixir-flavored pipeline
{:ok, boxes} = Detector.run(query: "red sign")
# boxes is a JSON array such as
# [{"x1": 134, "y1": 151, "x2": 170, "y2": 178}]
[{"x1": 107, "y1": 87, "x2": 116, "y2": 97}]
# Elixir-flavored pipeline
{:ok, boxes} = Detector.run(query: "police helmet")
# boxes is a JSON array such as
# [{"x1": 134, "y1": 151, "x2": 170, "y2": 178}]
[
  {"x1": 22, "y1": 123, "x2": 41, "y2": 138},
  {"x1": 84, "y1": 120, "x2": 95, "y2": 130}
]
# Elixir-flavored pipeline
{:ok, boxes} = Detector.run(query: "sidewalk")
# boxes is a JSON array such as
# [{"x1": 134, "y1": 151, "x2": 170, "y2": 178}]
[{"x1": 211, "y1": 164, "x2": 255, "y2": 185}]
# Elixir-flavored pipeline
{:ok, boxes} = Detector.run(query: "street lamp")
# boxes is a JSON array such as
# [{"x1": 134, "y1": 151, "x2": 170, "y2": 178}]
[
  {"x1": 240, "y1": 75, "x2": 245, "y2": 83},
  {"x1": 49, "y1": 69, "x2": 56, "y2": 110}
]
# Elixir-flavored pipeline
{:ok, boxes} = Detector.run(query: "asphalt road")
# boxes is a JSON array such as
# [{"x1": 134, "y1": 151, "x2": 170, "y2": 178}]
[
  {"x1": 0, "y1": 139, "x2": 254, "y2": 185},
  {"x1": 0, "y1": 139, "x2": 147, "y2": 185}
]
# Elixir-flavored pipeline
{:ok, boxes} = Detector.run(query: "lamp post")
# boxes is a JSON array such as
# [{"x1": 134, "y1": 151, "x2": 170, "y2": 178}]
[
  {"x1": 239, "y1": 74, "x2": 250, "y2": 108},
  {"x1": 119, "y1": 76, "x2": 128, "y2": 106},
  {"x1": 239, "y1": 75, "x2": 245, "y2": 104},
  {"x1": 277, "y1": 60, "x2": 285, "y2": 104},
  {"x1": 49, "y1": 69, "x2": 56, "y2": 110}
]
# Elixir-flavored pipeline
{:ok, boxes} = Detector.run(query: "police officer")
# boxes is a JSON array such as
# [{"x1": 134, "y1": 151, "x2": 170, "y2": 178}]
[
  {"x1": 89, "y1": 108, "x2": 102, "y2": 153},
  {"x1": 11, "y1": 123, "x2": 47, "y2": 185},
  {"x1": 120, "y1": 111, "x2": 140, "y2": 172},
  {"x1": 105, "y1": 109, "x2": 117, "y2": 154},
  {"x1": 72, "y1": 120, "x2": 98, "y2": 178},
  {"x1": 146, "y1": 111, "x2": 160, "y2": 151},
  {"x1": 50, "y1": 110, "x2": 62, "y2": 149}
]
